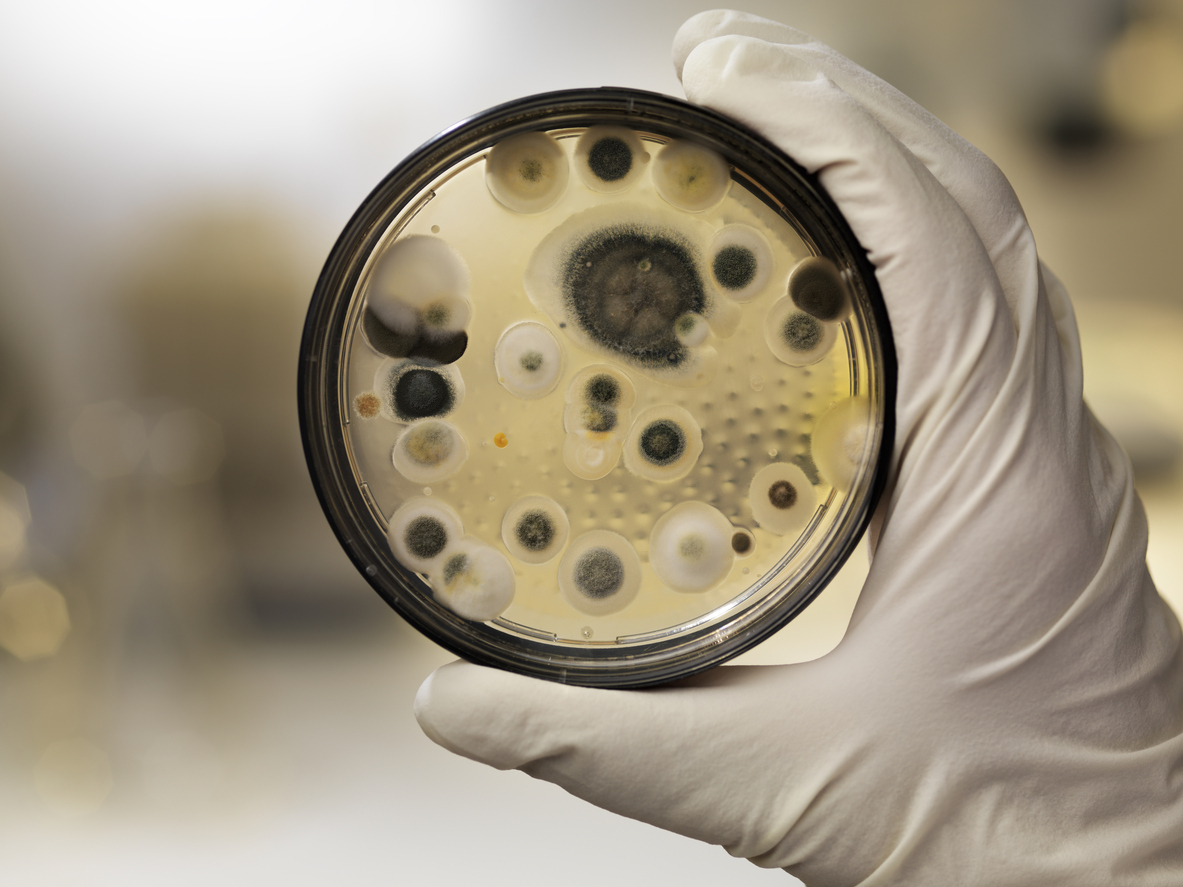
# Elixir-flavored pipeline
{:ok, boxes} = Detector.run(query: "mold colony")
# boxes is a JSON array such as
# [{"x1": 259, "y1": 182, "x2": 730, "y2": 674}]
[
  {"x1": 563, "y1": 365, "x2": 635, "y2": 481},
  {"x1": 347, "y1": 125, "x2": 873, "y2": 636},
  {"x1": 501, "y1": 495, "x2": 569, "y2": 564}
]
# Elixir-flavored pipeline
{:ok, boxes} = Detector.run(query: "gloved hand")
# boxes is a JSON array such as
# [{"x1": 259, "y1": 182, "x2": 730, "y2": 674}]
[{"x1": 415, "y1": 10, "x2": 1183, "y2": 885}]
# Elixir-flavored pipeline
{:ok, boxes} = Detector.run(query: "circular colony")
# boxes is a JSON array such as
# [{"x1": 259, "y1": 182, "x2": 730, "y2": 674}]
[{"x1": 301, "y1": 89, "x2": 892, "y2": 687}]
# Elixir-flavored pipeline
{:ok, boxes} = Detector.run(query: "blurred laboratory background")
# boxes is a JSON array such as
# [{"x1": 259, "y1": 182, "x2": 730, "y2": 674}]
[{"x1": 1, "y1": 0, "x2": 1182, "y2": 884}]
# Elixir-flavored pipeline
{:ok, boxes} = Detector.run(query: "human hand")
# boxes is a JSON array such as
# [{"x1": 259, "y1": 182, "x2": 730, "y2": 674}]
[{"x1": 415, "y1": 10, "x2": 1183, "y2": 885}]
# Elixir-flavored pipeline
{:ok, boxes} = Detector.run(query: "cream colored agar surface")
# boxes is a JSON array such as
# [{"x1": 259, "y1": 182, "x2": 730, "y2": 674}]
[{"x1": 345, "y1": 131, "x2": 857, "y2": 643}]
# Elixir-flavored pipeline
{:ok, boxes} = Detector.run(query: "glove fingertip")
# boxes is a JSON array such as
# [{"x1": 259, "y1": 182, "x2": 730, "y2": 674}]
[
  {"x1": 413, "y1": 661, "x2": 468, "y2": 756},
  {"x1": 673, "y1": 9, "x2": 813, "y2": 81},
  {"x1": 680, "y1": 34, "x2": 824, "y2": 111},
  {"x1": 414, "y1": 661, "x2": 570, "y2": 771},
  {"x1": 673, "y1": 10, "x2": 734, "y2": 79},
  {"x1": 414, "y1": 661, "x2": 519, "y2": 762}
]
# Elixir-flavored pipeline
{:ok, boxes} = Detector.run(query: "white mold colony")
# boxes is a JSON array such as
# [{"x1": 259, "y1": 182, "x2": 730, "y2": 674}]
[
  {"x1": 486, "y1": 132, "x2": 569, "y2": 214},
  {"x1": 649, "y1": 501, "x2": 735, "y2": 593},
  {"x1": 812, "y1": 397, "x2": 872, "y2": 492},
  {"x1": 652, "y1": 139, "x2": 731, "y2": 212},
  {"x1": 391, "y1": 419, "x2": 468, "y2": 483},
  {"x1": 343, "y1": 123, "x2": 873, "y2": 634},
  {"x1": 495, "y1": 321, "x2": 564, "y2": 400},
  {"x1": 432, "y1": 538, "x2": 516, "y2": 622}
]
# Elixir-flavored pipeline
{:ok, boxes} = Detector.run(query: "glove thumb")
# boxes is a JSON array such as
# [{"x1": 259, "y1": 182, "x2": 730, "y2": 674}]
[{"x1": 414, "y1": 659, "x2": 856, "y2": 862}]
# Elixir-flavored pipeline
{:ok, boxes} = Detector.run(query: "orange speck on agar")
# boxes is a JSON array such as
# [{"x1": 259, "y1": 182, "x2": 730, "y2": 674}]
[{"x1": 493, "y1": 433, "x2": 509, "y2": 448}]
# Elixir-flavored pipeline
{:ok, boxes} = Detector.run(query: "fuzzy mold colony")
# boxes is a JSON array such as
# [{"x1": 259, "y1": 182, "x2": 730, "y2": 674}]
[{"x1": 339, "y1": 118, "x2": 877, "y2": 646}]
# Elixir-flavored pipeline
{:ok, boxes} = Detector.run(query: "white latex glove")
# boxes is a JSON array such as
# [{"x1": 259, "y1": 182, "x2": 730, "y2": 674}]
[{"x1": 415, "y1": 11, "x2": 1183, "y2": 885}]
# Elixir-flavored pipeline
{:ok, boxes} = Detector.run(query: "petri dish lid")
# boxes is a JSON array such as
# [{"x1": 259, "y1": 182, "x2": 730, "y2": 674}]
[{"x1": 299, "y1": 88, "x2": 895, "y2": 688}]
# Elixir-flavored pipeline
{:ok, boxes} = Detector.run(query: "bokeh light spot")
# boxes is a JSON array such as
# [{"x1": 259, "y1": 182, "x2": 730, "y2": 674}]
[
  {"x1": 0, "y1": 576, "x2": 70, "y2": 661},
  {"x1": 1102, "y1": 21, "x2": 1183, "y2": 136},
  {"x1": 34, "y1": 738, "x2": 113, "y2": 817}
]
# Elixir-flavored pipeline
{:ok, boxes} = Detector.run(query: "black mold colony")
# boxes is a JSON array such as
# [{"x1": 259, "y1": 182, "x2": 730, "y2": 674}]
[
  {"x1": 584, "y1": 373, "x2": 620, "y2": 406},
  {"x1": 768, "y1": 480, "x2": 798, "y2": 510},
  {"x1": 731, "y1": 531, "x2": 752, "y2": 555},
  {"x1": 514, "y1": 510, "x2": 555, "y2": 552},
  {"x1": 563, "y1": 226, "x2": 706, "y2": 367},
  {"x1": 587, "y1": 137, "x2": 632, "y2": 182},
  {"x1": 364, "y1": 308, "x2": 468, "y2": 364},
  {"x1": 639, "y1": 419, "x2": 686, "y2": 466},
  {"x1": 791, "y1": 259, "x2": 847, "y2": 322},
  {"x1": 782, "y1": 313, "x2": 823, "y2": 352},
  {"x1": 389, "y1": 365, "x2": 455, "y2": 421},
  {"x1": 713, "y1": 245, "x2": 757, "y2": 290},
  {"x1": 404, "y1": 516, "x2": 448, "y2": 560},
  {"x1": 443, "y1": 553, "x2": 469, "y2": 585},
  {"x1": 573, "y1": 548, "x2": 625, "y2": 599},
  {"x1": 519, "y1": 158, "x2": 544, "y2": 182}
]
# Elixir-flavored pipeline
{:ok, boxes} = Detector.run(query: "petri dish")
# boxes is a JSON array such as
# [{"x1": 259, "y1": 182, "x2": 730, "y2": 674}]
[{"x1": 299, "y1": 88, "x2": 895, "y2": 688}]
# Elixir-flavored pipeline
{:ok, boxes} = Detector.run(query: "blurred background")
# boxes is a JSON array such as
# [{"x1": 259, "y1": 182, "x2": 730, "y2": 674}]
[{"x1": 1, "y1": 0, "x2": 1182, "y2": 884}]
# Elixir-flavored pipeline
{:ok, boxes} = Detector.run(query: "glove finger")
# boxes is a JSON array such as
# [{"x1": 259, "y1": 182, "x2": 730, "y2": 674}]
[
  {"x1": 673, "y1": 9, "x2": 1035, "y2": 311},
  {"x1": 414, "y1": 658, "x2": 912, "y2": 873}
]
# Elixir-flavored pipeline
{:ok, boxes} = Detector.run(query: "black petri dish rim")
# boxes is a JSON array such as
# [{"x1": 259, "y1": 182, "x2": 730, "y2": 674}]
[{"x1": 298, "y1": 87, "x2": 897, "y2": 688}]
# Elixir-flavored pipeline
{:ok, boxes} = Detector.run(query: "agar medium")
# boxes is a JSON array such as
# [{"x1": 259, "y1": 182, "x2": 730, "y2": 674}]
[{"x1": 299, "y1": 88, "x2": 895, "y2": 688}]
